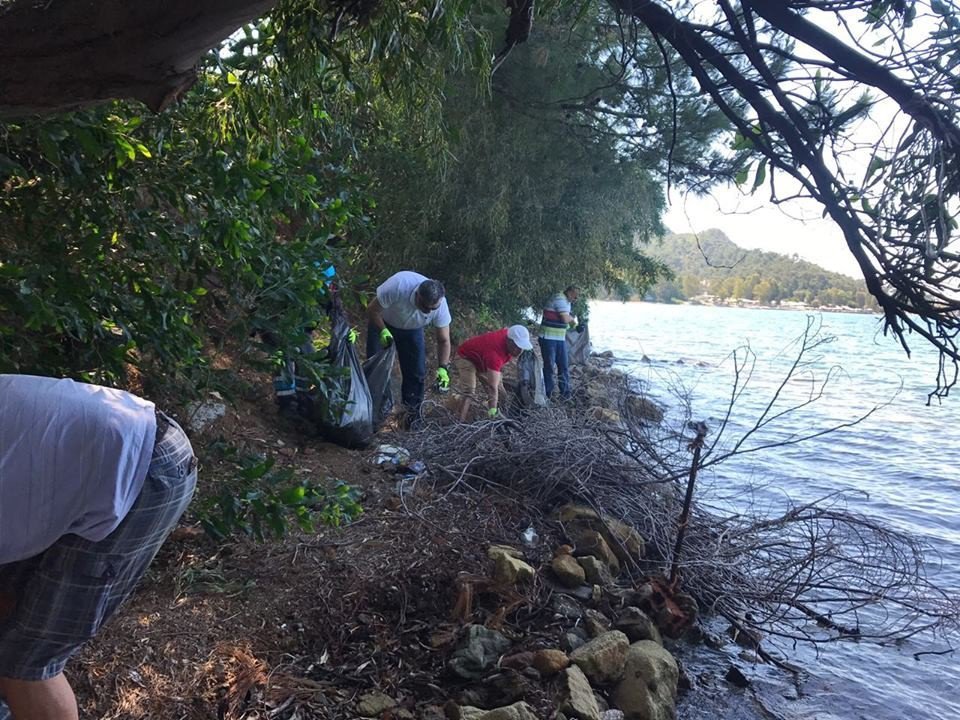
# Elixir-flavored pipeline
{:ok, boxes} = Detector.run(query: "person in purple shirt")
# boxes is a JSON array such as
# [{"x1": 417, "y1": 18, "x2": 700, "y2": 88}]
[{"x1": 0, "y1": 375, "x2": 197, "y2": 720}]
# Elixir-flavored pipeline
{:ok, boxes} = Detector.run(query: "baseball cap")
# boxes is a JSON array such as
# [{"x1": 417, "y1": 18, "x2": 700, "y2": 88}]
[{"x1": 507, "y1": 325, "x2": 533, "y2": 351}]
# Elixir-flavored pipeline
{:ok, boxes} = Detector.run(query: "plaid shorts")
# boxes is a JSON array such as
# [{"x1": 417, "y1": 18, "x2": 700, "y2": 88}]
[{"x1": 0, "y1": 411, "x2": 197, "y2": 685}]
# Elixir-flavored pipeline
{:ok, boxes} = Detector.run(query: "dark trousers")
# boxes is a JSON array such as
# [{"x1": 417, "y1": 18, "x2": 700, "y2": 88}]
[
  {"x1": 368, "y1": 321, "x2": 425, "y2": 413},
  {"x1": 539, "y1": 337, "x2": 570, "y2": 399}
]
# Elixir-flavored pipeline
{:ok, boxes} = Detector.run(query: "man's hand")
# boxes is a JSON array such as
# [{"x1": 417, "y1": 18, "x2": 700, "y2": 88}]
[
  {"x1": 379, "y1": 327, "x2": 394, "y2": 347},
  {"x1": 436, "y1": 365, "x2": 450, "y2": 393}
]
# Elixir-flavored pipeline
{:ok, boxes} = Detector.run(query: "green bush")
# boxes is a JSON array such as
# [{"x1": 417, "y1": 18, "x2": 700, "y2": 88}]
[{"x1": 197, "y1": 451, "x2": 363, "y2": 542}]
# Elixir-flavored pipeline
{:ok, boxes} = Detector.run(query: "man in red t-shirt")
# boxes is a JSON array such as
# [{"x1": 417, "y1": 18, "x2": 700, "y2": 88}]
[{"x1": 453, "y1": 325, "x2": 533, "y2": 420}]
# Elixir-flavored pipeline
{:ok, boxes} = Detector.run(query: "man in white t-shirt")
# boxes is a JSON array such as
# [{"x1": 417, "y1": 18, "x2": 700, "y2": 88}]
[
  {"x1": 366, "y1": 271, "x2": 452, "y2": 423},
  {"x1": 0, "y1": 375, "x2": 197, "y2": 720}
]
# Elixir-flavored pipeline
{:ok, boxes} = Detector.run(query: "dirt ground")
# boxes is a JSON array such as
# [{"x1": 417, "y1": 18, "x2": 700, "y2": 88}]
[{"x1": 71, "y1": 367, "x2": 560, "y2": 720}]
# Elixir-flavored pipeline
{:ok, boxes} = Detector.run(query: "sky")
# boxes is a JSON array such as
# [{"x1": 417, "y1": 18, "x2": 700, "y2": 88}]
[{"x1": 662, "y1": 185, "x2": 865, "y2": 279}]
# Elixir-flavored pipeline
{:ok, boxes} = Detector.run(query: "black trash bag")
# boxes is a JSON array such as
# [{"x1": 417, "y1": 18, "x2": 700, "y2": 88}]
[
  {"x1": 363, "y1": 343, "x2": 396, "y2": 430},
  {"x1": 508, "y1": 349, "x2": 548, "y2": 414},
  {"x1": 566, "y1": 325, "x2": 592, "y2": 365},
  {"x1": 308, "y1": 309, "x2": 374, "y2": 448}
]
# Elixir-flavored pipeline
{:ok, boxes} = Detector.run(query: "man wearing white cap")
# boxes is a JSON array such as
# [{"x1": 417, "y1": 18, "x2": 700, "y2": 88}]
[{"x1": 452, "y1": 325, "x2": 533, "y2": 421}]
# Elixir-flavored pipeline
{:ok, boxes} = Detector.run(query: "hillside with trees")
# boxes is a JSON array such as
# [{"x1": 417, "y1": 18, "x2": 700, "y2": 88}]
[{"x1": 647, "y1": 230, "x2": 879, "y2": 310}]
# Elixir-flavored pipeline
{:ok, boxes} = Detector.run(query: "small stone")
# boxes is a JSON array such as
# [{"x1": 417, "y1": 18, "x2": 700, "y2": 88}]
[
  {"x1": 584, "y1": 609, "x2": 611, "y2": 638},
  {"x1": 532, "y1": 649, "x2": 569, "y2": 676},
  {"x1": 562, "y1": 630, "x2": 588, "y2": 653},
  {"x1": 422, "y1": 703, "x2": 448, "y2": 720},
  {"x1": 488, "y1": 545, "x2": 524, "y2": 560},
  {"x1": 448, "y1": 625, "x2": 512, "y2": 680},
  {"x1": 615, "y1": 607, "x2": 662, "y2": 645},
  {"x1": 501, "y1": 652, "x2": 535, "y2": 670},
  {"x1": 357, "y1": 690, "x2": 397, "y2": 717},
  {"x1": 493, "y1": 553, "x2": 536, "y2": 585},
  {"x1": 552, "y1": 594, "x2": 583, "y2": 619},
  {"x1": 571, "y1": 530, "x2": 620, "y2": 576},
  {"x1": 552, "y1": 554, "x2": 587, "y2": 588}
]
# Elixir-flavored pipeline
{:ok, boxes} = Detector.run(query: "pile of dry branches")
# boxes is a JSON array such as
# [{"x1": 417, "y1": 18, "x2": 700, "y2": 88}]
[{"x1": 405, "y1": 354, "x2": 960, "y2": 650}]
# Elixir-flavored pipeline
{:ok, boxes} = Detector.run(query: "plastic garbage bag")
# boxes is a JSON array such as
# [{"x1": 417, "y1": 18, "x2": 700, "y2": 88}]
[
  {"x1": 363, "y1": 343, "x2": 396, "y2": 430},
  {"x1": 510, "y1": 349, "x2": 548, "y2": 412},
  {"x1": 566, "y1": 325, "x2": 592, "y2": 365},
  {"x1": 372, "y1": 444, "x2": 411, "y2": 466},
  {"x1": 309, "y1": 308, "x2": 374, "y2": 448}
]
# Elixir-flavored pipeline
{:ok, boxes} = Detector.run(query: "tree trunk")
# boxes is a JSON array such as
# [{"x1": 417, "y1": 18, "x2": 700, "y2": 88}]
[{"x1": 0, "y1": 0, "x2": 277, "y2": 115}]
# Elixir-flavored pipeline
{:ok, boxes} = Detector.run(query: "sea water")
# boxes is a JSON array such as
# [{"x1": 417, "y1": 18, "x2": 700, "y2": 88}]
[{"x1": 587, "y1": 301, "x2": 959, "y2": 720}]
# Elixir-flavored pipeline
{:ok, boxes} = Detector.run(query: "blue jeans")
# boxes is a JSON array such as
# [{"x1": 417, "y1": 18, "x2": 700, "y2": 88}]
[
  {"x1": 540, "y1": 337, "x2": 570, "y2": 399},
  {"x1": 368, "y1": 322, "x2": 425, "y2": 414}
]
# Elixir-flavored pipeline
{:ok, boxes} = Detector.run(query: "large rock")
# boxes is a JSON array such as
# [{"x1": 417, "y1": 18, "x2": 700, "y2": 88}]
[
  {"x1": 560, "y1": 665, "x2": 602, "y2": 720},
  {"x1": 611, "y1": 641, "x2": 678, "y2": 720},
  {"x1": 552, "y1": 554, "x2": 587, "y2": 587},
  {"x1": 569, "y1": 631, "x2": 629, "y2": 685},
  {"x1": 615, "y1": 608, "x2": 662, "y2": 645}
]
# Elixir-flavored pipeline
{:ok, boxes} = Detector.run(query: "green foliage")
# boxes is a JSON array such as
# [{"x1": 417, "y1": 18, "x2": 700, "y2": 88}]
[
  {"x1": 648, "y1": 231, "x2": 879, "y2": 310},
  {"x1": 197, "y1": 450, "x2": 363, "y2": 542},
  {"x1": 0, "y1": 69, "x2": 371, "y2": 388},
  {"x1": 358, "y1": 8, "x2": 734, "y2": 319}
]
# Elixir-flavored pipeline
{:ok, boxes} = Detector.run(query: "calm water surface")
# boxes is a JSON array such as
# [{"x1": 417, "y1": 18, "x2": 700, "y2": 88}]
[{"x1": 588, "y1": 301, "x2": 959, "y2": 720}]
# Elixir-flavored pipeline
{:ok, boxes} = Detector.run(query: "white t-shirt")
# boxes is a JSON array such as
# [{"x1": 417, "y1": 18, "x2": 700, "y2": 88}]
[
  {"x1": 0, "y1": 375, "x2": 157, "y2": 564},
  {"x1": 377, "y1": 271, "x2": 452, "y2": 330}
]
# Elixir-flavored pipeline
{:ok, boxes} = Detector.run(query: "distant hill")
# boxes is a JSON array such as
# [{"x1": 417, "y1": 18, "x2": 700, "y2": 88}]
[{"x1": 644, "y1": 229, "x2": 877, "y2": 310}]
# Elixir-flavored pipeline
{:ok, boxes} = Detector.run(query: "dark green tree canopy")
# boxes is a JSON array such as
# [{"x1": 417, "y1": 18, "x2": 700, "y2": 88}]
[{"x1": 3, "y1": 0, "x2": 960, "y2": 397}]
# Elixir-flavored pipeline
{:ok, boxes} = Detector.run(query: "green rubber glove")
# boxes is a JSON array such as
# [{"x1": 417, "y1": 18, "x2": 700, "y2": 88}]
[
  {"x1": 436, "y1": 365, "x2": 450, "y2": 393},
  {"x1": 487, "y1": 407, "x2": 499, "y2": 418},
  {"x1": 347, "y1": 328, "x2": 359, "y2": 344},
  {"x1": 379, "y1": 327, "x2": 394, "y2": 347}
]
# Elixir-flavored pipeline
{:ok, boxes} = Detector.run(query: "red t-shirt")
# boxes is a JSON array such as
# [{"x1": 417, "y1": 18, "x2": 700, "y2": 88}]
[{"x1": 457, "y1": 328, "x2": 513, "y2": 373}]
